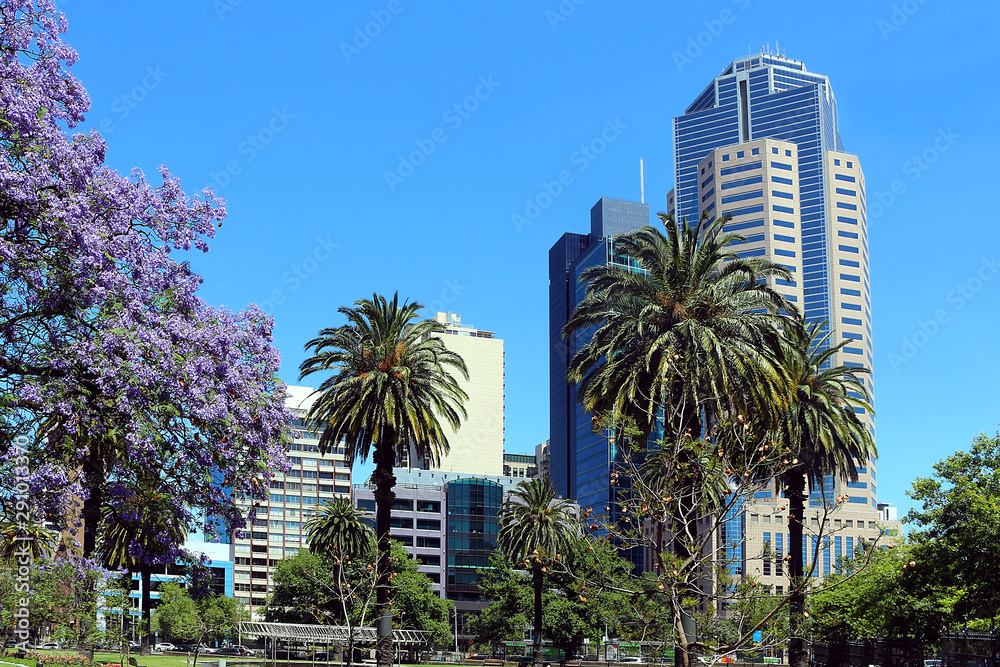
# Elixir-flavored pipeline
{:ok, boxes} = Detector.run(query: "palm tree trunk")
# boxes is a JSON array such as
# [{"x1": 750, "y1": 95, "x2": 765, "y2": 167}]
[
  {"x1": 140, "y1": 568, "x2": 152, "y2": 655},
  {"x1": 372, "y1": 445, "x2": 397, "y2": 667},
  {"x1": 786, "y1": 472, "x2": 807, "y2": 667},
  {"x1": 532, "y1": 563, "x2": 543, "y2": 667}
]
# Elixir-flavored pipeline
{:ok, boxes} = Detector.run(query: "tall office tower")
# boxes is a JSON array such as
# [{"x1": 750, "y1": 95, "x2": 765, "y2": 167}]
[
  {"x1": 400, "y1": 312, "x2": 505, "y2": 476},
  {"x1": 669, "y1": 54, "x2": 875, "y2": 508},
  {"x1": 231, "y1": 385, "x2": 352, "y2": 617},
  {"x1": 549, "y1": 197, "x2": 650, "y2": 519},
  {"x1": 666, "y1": 55, "x2": 882, "y2": 598}
]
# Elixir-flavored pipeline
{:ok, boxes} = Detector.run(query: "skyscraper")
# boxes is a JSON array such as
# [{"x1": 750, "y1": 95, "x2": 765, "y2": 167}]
[
  {"x1": 669, "y1": 54, "x2": 875, "y2": 508},
  {"x1": 548, "y1": 197, "x2": 650, "y2": 516},
  {"x1": 548, "y1": 56, "x2": 884, "y2": 584}
]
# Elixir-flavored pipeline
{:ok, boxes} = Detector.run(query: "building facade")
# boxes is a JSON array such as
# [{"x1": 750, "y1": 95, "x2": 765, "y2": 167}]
[
  {"x1": 669, "y1": 55, "x2": 875, "y2": 483},
  {"x1": 502, "y1": 452, "x2": 537, "y2": 479},
  {"x1": 231, "y1": 385, "x2": 352, "y2": 616},
  {"x1": 401, "y1": 312, "x2": 505, "y2": 476},
  {"x1": 548, "y1": 197, "x2": 650, "y2": 511}
]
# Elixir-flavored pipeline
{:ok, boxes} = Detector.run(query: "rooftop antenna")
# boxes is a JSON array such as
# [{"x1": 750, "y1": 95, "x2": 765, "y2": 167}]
[
  {"x1": 776, "y1": 39, "x2": 780, "y2": 57},
  {"x1": 639, "y1": 158, "x2": 645, "y2": 204}
]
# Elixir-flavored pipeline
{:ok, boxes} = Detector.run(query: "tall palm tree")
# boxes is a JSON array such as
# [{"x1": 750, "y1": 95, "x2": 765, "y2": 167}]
[
  {"x1": 771, "y1": 319, "x2": 875, "y2": 667},
  {"x1": 299, "y1": 293, "x2": 468, "y2": 667},
  {"x1": 497, "y1": 478, "x2": 577, "y2": 667},
  {"x1": 306, "y1": 497, "x2": 374, "y2": 560},
  {"x1": 565, "y1": 213, "x2": 796, "y2": 666},
  {"x1": 566, "y1": 212, "x2": 796, "y2": 445},
  {"x1": 99, "y1": 478, "x2": 187, "y2": 656}
]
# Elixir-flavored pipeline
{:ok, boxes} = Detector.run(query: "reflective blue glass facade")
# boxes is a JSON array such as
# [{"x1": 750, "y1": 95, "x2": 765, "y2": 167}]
[
  {"x1": 445, "y1": 477, "x2": 502, "y2": 600},
  {"x1": 549, "y1": 198, "x2": 649, "y2": 514},
  {"x1": 673, "y1": 55, "x2": 842, "y2": 331}
]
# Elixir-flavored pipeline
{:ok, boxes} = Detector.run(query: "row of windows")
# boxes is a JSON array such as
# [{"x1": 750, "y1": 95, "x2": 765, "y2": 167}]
[
  {"x1": 719, "y1": 160, "x2": 762, "y2": 177},
  {"x1": 389, "y1": 517, "x2": 442, "y2": 530},
  {"x1": 721, "y1": 174, "x2": 763, "y2": 190}
]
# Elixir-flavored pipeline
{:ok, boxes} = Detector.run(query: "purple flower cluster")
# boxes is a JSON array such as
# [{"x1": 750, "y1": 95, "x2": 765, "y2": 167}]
[{"x1": 0, "y1": 1, "x2": 292, "y2": 564}]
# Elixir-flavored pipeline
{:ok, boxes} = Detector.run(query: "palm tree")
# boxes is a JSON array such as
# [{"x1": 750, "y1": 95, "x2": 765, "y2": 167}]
[
  {"x1": 99, "y1": 478, "x2": 187, "y2": 656},
  {"x1": 306, "y1": 497, "x2": 374, "y2": 559},
  {"x1": 0, "y1": 504, "x2": 59, "y2": 561},
  {"x1": 299, "y1": 293, "x2": 468, "y2": 667},
  {"x1": 771, "y1": 319, "x2": 875, "y2": 667},
  {"x1": 497, "y1": 478, "x2": 577, "y2": 667},
  {"x1": 564, "y1": 213, "x2": 796, "y2": 666},
  {"x1": 566, "y1": 212, "x2": 795, "y2": 445}
]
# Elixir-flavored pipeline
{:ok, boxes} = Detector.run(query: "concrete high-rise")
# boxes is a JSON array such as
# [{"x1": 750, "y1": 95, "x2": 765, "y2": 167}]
[{"x1": 400, "y1": 312, "x2": 505, "y2": 476}]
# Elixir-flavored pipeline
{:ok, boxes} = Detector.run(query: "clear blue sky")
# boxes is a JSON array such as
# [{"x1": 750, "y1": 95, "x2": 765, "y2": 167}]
[{"x1": 62, "y1": 1, "x2": 1000, "y2": 518}]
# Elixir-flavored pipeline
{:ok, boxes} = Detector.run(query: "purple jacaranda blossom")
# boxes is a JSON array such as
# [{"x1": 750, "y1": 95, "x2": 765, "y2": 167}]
[{"x1": 0, "y1": 0, "x2": 292, "y2": 569}]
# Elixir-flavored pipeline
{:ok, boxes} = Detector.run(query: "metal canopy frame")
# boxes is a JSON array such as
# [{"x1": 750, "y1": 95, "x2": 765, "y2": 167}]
[{"x1": 239, "y1": 621, "x2": 429, "y2": 646}]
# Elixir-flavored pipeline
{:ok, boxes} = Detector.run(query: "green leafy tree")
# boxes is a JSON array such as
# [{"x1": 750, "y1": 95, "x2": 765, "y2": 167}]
[
  {"x1": 266, "y1": 541, "x2": 452, "y2": 663},
  {"x1": 770, "y1": 320, "x2": 875, "y2": 667},
  {"x1": 810, "y1": 539, "x2": 946, "y2": 643},
  {"x1": 474, "y1": 540, "x2": 662, "y2": 658},
  {"x1": 299, "y1": 293, "x2": 468, "y2": 667},
  {"x1": 564, "y1": 213, "x2": 796, "y2": 667},
  {"x1": 497, "y1": 478, "x2": 578, "y2": 665},
  {"x1": 906, "y1": 432, "x2": 1000, "y2": 627},
  {"x1": 152, "y1": 582, "x2": 245, "y2": 667}
]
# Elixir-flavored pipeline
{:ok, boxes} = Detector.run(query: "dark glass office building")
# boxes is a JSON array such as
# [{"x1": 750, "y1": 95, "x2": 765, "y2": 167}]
[{"x1": 548, "y1": 197, "x2": 650, "y2": 528}]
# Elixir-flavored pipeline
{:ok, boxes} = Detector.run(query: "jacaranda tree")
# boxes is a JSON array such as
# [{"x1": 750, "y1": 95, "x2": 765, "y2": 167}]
[
  {"x1": 300, "y1": 294, "x2": 467, "y2": 667},
  {"x1": 0, "y1": 2, "x2": 292, "y2": 652}
]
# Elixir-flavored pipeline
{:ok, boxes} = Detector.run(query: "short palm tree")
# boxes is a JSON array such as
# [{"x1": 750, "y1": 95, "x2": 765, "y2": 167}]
[
  {"x1": 99, "y1": 478, "x2": 187, "y2": 656},
  {"x1": 771, "y1": 319, "x2": 875, "y2": 667},
  {"x1": 299, "y1": 293, "x2": 468, "y2": 667},
  {"x1": 497, "y1": 478, "x2": 577, "y2": 667},
  {"x1": 306, "y1": 497, "x2": 374, "y2": 559},
  {"x1": 566, "y1": 212, "x2": 796, "y2": 445}
]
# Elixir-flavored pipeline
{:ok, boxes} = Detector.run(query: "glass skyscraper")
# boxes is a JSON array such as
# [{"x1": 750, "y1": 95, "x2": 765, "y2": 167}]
[
  {"x1": 549, "y1": 56, "x2": 883, "y2": 585},
  {"x1": 669, "y1": 54, "x2": 875, "y2": 509},
  {"x1": 549, "y1": 197, "x2": 650, "y2": 550}
]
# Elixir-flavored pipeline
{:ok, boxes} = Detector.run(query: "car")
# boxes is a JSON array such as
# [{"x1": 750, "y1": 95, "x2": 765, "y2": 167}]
[
  {"x1": 229, "y1": 644, "x2": 259, "y2": 657},
  {"x1": 155, "y1": 643, "x2": 178, "y2": 652},
  {"x1": 35, "y1": 642, "x2": 63, "y2": 651},
  {"x1": 35, "y1": 642, "x2": 62, "y2": 651},
  {"x1": 617, "y1": 658, "x2": 648, "y2": 665}
]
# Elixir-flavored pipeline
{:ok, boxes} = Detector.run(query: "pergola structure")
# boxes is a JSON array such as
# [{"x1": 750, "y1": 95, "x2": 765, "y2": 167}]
[{"x1": 238, "y1": 622, "x2": 429, "y2": 665}]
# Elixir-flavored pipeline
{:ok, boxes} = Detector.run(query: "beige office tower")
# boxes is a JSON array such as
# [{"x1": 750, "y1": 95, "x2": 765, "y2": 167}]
[
  {"x1": 399, "y1": 312, "x2": 505, "y2": 476},
  {"x1": 667, "y1": 138, "x2": 889, "y2": 591}
]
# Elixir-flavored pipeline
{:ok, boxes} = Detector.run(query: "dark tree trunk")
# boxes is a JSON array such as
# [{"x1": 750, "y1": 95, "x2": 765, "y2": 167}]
[
  {"x1": 140, "y1": 568, "x2": 152, "y2": 655},
  {"x1": 532, "y1": 563, "x2": 543, "y2": 666},
  {"x1": 77, "y1": 442, "x2": 104, "y2": 660},
  {"x1": 372, "y1": 445, "x2": 397, "y2": 667},
  {"x1": 81, "y1": 442, "x2": 105, "y2": 558},
  {"x1": 786, "y1": 472, "x2": 808, "y2": 667}
]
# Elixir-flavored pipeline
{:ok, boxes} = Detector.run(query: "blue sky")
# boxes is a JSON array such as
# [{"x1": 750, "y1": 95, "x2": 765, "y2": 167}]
[{"x1": 62, "y1": 1, "x2": 999, "y2": 518}]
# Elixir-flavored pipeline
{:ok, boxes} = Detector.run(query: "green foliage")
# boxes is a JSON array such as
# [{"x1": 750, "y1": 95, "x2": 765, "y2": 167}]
[
  {"x1": 473, "y1": 541, "x2": 645, "y2": 655},
  {"x1": 810, "y1": 540, "x2": 947, "y2": 641},
  {"x1": 906, "y1": 431, "x2": 1000, "y2": 624},
  {"x1": 265, "y1": 541, "x2": 452, "y2": 646},
  {"x1": 152, "y1": 583, "x2": 246, "y2": 657}
]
